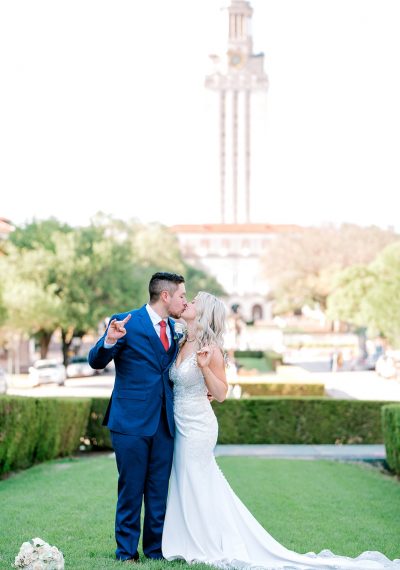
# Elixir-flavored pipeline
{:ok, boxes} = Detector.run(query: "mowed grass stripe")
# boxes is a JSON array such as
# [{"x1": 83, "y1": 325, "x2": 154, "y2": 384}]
[{"x1": 0, "y1": 455, "x2": 399, "y2": 569}]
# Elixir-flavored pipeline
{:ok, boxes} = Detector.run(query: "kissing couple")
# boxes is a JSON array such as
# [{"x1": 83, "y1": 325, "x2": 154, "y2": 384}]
[{"x1": 89, "y1": 272, "x2": 399, "y2": 569}]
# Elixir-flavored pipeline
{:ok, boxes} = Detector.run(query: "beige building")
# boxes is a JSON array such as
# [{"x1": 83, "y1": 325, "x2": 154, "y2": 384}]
[
  {"x1": 170, "y1": 223, "x2": 301, "y2": 324},
  {"x1": 0, "y1": 217, "x2": 14, "y2": 244}
]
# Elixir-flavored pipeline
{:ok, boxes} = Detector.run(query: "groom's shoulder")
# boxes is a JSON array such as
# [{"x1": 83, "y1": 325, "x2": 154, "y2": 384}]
[{"x1": 113, "y1": 306, "x2": 143, "y2": 322}]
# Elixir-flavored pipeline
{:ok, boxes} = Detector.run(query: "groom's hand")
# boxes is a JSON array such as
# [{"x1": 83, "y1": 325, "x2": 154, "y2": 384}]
[{"x1": 105, "y1": 314, "x2": 132, "y2": 344}]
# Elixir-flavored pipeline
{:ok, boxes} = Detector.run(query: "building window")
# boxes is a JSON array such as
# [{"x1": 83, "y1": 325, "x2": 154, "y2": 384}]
[{"x1": 252, "y1": 304, "x2": 263, "y2": 321}]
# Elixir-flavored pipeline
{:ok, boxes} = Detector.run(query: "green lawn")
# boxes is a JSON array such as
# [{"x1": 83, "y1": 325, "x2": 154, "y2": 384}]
[
  {"x1": 1, "y1": 455, "x2": 399, "y2": 569},
  {"x1": 236, "y1": 356, "x2": 273, "y2": 373}
]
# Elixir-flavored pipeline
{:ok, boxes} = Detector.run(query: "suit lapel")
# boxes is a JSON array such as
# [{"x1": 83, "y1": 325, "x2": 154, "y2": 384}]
[{"x1": 168, "y1": 318, "x2": 180, "y2": 360}]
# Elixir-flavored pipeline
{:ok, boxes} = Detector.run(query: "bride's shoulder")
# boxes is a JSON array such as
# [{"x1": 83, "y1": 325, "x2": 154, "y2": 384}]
[{"x1": 209, "y1": 346, "x2": 226, "y2": 370}]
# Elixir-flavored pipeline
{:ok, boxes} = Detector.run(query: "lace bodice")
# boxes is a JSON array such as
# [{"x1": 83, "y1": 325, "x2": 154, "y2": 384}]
[{"x1": 170, "y1": 352, "x2": 208, "y2": 401}]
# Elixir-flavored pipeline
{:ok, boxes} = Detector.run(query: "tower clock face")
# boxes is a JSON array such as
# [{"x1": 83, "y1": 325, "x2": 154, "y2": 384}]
[{"x1": 228, "y1": 50, "x2": 246, "y2": 69}]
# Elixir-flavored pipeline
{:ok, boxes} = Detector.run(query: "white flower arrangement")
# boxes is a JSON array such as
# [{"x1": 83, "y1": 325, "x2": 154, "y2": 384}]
[
  {"x1": 173, "y1": 322, "x2": 186, "y2": 336},
  {"x1": 14, "y1": 538, "x2": 64, "y2": 570},
  {"x1": 173, "y1": 321, "x2": 187, "y2": 343}
]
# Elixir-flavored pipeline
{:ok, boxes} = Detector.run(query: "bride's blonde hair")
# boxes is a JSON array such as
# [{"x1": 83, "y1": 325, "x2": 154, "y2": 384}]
[{"x1": 192, "y1": 291, "x2": 226, "y2": 351}]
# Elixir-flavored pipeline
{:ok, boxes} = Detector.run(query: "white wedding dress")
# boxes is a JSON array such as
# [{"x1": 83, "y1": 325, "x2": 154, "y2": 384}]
[{"x1": 161, "y1": 353, "x2": 400, "y2": 570}]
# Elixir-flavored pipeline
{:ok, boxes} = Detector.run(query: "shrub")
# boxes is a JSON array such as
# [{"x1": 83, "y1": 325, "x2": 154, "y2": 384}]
[
  {"x1": 84, "y1": 398, "x2": 112, "y2": 449},
  {"x1": 85, "y1": 397, "x2": 388, "y2": 450},
  {"x1": 234, "y1": 350, "x2": 264, "y2": 358},
  {"x1": 232, "y1": 382, "x2": 325, "y2": 397},
  {"x1": 382, "y1": 404, "x2": 400, "y2": 475},
  {"x1": 214, "y1": 398, "x2": 388, "y2": 444},
  {"x1": 0, "y1": 396, "x2": 91, "y2": 476}
]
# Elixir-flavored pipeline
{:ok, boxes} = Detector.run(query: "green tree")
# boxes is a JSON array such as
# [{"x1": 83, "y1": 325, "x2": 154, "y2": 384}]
[
  {"x1": 327, "y1": 266, "x2": 376, "y2": 327},
  {"x1": 364, "y1": 242, "x2": 400, "y2": 346},
  {"x1": 1, "y1": 215, "x2": 226, "y2": 364},
  {"x1": 9, "y1": 217, "x2": 72, "y2": 251},
  {"x1": 327, "y1": 242, "x2": 400, "y2": 346},
  {"x1": 0, "y1": 244, "x2": 62, "y2": 357},
  {"x1": 53, "y1": 226, "x2": 142, "y2": 365},
  {"x1": 263, "y1": 223, "x2": 398, "y2": 314}
]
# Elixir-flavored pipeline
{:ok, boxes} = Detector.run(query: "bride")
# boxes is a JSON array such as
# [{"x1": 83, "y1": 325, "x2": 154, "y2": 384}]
[{"x1": 161, "y1": 292, "x2": 400, "y2": 570}]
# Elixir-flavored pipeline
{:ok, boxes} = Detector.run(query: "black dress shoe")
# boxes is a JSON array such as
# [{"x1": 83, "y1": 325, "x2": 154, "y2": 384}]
[{"x1": 121, "y1": 553, "x2": 139, "y2": 564}]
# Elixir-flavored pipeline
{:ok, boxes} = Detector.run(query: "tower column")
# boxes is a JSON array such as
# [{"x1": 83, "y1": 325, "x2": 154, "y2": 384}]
[
  {"x1": 244, "y1": 89, "x2": 251, "y2": 223},
  {"x1": 232, "y1": 90, "x2": 238, "y2": 223},
  {"x1": 205, "y1": 0, "x2": 268, "y2": 225},
  {"x1": 220, "y1": 90, "x2": 226, "y2": 223}
]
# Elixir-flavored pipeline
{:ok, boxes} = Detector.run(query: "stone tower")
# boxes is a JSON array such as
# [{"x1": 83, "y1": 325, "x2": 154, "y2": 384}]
[{"x1": 205, "y1": 0, "x2": 268, "y2": 223}]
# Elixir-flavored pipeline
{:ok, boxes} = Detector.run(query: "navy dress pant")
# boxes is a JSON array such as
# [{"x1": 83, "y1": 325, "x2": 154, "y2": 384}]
[{"x1": 110, "y1": 408, "x2": 174, "y2": 561}]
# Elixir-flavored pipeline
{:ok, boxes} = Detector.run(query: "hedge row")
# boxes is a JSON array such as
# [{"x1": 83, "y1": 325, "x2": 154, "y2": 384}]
[
  {"x1": 1, "y1": 397, "x2": 397, "y2": 477},
  {"x1": 84, "y1": 397, "x2": 390, "y2": 449},
  {"x1": 382, "y1": 404, "x2": 400, "y2": 475},
  {"x1": 231, "y1": 382, "x2": 325, "y2": 397},
  {"x1": 0, "y1": 396, "x2": 90, "y2": 476}
]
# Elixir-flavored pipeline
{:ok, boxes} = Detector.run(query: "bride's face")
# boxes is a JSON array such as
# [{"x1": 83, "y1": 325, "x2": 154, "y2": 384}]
[{"x1": 181, "y1": 297, "x2": 197, "y2": 322}]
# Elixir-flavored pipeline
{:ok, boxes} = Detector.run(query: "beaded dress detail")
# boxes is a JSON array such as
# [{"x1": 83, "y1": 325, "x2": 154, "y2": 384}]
[{"x1": 162, "y1": 353, "x2": 400, "y2": 570}]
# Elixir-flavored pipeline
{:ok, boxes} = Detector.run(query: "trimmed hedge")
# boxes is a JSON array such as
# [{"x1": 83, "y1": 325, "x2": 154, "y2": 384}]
[
  {"x1": 234, "y1": 350, "x2": 283, "y2": 371},
  {"x1": 215, "y1": 399, "x2": 388, "y2": 444},
  {"x1": 1, "y1": 397, "x2": 393, "y2": 474},
  {"x1": 84, "y1": 397, "x2": 389, "y2": 449},
  {"x1": 382, "y1": 404, "x2": 400, "y2": 475},
  {"x1": 233, "y1": 382, "x2": 325, "y2": 397},
  {"x1": 0, "y1": 396, "x2": 91, "y2": 476},
  {"x1": 84, "y1": 397, "x2": 112, "y2": 450},
  {"x1": 234, "y1": 350, "x2": 264, "y2": 358}
]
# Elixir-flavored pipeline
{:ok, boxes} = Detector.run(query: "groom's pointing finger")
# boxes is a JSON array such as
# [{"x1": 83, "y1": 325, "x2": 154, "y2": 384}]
[{"x1": 121, "y1": 314, "x2": 132, "y2": 325}]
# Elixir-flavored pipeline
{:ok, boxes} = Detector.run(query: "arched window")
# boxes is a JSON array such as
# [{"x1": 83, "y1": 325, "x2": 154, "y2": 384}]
[{"x1": 252, "y1": 304, "x2": 263, "y2": 321}]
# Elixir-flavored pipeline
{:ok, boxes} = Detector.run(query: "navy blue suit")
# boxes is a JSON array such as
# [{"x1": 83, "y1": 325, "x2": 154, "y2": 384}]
[{"x1": 89, "y1": 305, "x2": 180, "y2": 561}]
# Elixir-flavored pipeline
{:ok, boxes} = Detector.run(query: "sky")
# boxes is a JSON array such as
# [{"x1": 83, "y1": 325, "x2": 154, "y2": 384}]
[{"x1": 1, "y1": 0, "x2": 399, "y2": 231}]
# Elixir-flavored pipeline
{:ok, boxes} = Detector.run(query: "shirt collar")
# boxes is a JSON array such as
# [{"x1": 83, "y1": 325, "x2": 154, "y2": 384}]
[{"x1": 146, "y1": 303, "x2": 168, "y2": 326}]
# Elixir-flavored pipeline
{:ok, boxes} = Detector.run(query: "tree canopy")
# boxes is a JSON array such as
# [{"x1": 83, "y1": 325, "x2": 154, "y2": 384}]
[
  {"x1": 263, "y1": 223, "x2": 398, "y2": 314},
  {"x1": 0, "y1": 216, "x2": 225, "y2": 363},
  {"x1": 327, "y1": 241, "x2": 400, "y2": 346}
]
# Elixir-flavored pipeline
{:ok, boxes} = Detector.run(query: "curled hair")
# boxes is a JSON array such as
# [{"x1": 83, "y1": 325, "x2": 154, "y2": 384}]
[{"x1": 193, "y1": 291, "x2": 226, "y2": 351}]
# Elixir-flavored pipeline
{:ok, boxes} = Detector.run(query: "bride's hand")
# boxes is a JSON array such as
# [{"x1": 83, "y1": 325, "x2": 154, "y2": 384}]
[{"x1": 196, "y1": 345, "x2": 213, "y2": 369}]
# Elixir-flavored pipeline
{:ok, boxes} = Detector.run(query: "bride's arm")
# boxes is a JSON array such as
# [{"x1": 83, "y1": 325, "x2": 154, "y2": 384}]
[{"x1": 197, "y1": 346, "x2": 228, "y2": 403}]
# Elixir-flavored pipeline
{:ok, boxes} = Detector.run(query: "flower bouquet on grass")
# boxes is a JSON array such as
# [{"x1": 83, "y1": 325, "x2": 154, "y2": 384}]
[{"x1": 14, "y1": 538, "x2": 64, "y2": 569}]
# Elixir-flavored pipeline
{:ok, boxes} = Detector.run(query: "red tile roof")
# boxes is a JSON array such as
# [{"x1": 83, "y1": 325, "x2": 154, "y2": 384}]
[
  {"x1": 169, "y1": 223, "x2": 303, "y2": 234},
  {"x1": 0, "y1": 217, "x2": 14, "y2": 235}
]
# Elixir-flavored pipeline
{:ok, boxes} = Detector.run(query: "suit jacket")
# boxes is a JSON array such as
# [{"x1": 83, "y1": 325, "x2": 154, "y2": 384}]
[{"x1": 88, "y1": 305, "x2": 181, "y2": 437}]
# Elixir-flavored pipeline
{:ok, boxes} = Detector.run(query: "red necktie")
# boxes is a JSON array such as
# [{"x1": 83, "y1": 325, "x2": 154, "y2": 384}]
[{"x1": 159, "y1": 320, "x2": 169, "y2": 351}]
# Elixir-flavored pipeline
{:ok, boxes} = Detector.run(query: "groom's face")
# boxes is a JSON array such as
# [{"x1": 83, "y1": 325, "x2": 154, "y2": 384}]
[{"x1": 167, "y1": 283, "x2": 187, "y2": 318}]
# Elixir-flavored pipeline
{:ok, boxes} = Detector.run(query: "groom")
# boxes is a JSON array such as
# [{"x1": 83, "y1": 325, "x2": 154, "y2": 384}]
[{"x1": 88, "y1": 272, "x2": 187, "y2": 563}]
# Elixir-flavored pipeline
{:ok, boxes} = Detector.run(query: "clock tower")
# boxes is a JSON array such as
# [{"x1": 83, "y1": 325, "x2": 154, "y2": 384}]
[{"x1": 206, "y1": 0, "x2": 268, "y2": 223}]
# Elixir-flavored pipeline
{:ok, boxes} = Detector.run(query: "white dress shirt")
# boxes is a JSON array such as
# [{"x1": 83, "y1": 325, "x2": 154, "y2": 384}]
[
  {"x1": 104, "y1": 304, "x2": 171, "y2": 348},
  {"x1": 145, "y1": 304, "x2": 172, "y2": 344}
]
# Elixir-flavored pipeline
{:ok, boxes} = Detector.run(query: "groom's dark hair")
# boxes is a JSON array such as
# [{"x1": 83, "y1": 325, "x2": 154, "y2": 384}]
[{"x1": 149, "y1": 272, "x2": 185, "y2": 302}]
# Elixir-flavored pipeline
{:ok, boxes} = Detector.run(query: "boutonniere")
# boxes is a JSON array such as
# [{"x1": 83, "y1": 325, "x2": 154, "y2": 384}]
[{"x1": 172, "y1": 322, "x2": 187, "y2": 342}]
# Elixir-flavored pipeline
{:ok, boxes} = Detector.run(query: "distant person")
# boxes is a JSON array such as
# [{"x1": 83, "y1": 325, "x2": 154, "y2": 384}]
[{"x1": 331, "y1": 349, "x2": 343, "y2": 372}]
